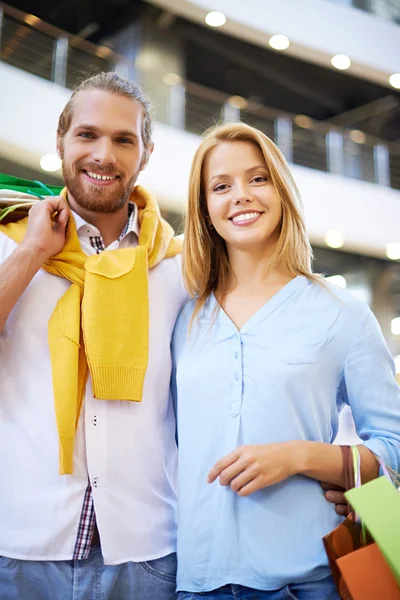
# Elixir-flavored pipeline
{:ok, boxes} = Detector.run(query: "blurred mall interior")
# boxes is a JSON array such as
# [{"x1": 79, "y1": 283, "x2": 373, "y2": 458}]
[{"x1": 0, "y1": 0, "x2": 400, "y2": 426}]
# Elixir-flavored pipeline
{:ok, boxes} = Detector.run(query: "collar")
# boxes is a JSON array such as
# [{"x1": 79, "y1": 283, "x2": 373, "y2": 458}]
[{"x1": 72, "y1": 202, "x2": 139, "y2": 240}]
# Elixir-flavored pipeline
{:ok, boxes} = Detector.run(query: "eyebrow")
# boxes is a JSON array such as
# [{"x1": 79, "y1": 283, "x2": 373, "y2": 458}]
[
  {"x1": 73, "y1": 124, "x2": 139, "y2": 140},
  {"x1": 209, "y1": 165, "x2": 269, "y2": 184}
]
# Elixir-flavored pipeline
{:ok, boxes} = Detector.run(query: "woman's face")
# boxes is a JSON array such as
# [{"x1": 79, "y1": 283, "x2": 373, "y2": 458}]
[{"x1": 203, "y1": 141, "x2": 282, "y2": 253}]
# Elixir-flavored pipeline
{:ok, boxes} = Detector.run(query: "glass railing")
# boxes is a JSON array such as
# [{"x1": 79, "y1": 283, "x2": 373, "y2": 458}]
[
  {"x1": 1, "y1": 1, "x2": 400, "y2": 190},
  {"x1": 328, "y1": 0, "x2": 400, "y2": 23}
]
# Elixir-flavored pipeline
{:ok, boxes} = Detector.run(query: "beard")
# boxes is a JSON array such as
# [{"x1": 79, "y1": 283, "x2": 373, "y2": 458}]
[{"x1": 62, "y1": 159, "x2": 138, "y2": 214}]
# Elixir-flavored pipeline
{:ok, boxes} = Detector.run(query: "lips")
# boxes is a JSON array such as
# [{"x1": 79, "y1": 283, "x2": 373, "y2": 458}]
[
  {"x1": 85, "y1": 170, "x2": 118, "y2": 181},
  {"x1": 229, "y1": 211, "x2": 264, "y2": 225},
  {"x1": 83, "y1": 170, "x2": 119, "y2": 186}
]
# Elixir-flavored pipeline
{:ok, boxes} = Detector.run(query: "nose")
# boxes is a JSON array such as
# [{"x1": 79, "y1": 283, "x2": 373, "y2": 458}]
[
  {"x1": 91, "y1": 137, "x2": 117, "y2": 166},
  {"x1": 233, "y1": 183, "x2": 254, "y2": 205}
]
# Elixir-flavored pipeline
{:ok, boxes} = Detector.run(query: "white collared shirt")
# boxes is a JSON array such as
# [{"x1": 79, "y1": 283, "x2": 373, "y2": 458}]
[{"x1": 0, "y1": 207, "x2": 186, "y2": 565}]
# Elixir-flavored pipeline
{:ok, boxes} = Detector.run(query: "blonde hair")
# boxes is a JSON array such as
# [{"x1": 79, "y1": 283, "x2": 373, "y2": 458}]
[{"x1": 183, "y1": 122, "x2": 322, "y2": 320}]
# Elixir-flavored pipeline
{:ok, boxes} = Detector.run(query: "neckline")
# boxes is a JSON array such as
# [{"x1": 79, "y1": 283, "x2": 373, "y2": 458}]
[{"x1": 213, "y1": 276, "x2": 308, "y2": 338}]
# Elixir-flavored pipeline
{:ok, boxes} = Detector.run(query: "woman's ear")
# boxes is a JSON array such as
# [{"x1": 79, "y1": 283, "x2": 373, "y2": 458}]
[{"x1": 205, "y1": 215, "x2": 214, "y2": 230}]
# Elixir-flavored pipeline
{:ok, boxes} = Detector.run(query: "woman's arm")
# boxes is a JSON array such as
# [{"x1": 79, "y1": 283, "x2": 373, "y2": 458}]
[{"x1": 207, "y1": 440, "x2": 378, "y2": 496}]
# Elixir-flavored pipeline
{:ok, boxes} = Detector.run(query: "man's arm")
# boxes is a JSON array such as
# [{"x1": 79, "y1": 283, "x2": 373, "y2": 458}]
[{"x1": 0, "y1": 196, "x2": 69, "y2": 334}]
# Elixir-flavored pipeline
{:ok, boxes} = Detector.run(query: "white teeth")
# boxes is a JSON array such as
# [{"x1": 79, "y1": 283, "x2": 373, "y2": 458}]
[
  {"x1": 86, "y1": 171, "x2": 116, "y2": 181},
  {"x1": 232, "y1": 212, "x2": 261, "y2": 223}
]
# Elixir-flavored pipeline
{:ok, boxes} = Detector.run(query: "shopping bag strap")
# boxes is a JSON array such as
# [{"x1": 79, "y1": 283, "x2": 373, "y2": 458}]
[{"x1": 340, "y1": 445, "x2": 356, "y2": 519}]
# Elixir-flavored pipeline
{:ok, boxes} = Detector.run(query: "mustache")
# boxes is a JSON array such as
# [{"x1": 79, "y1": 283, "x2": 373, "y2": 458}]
[{"x1": 78, "y1": 162, "x2": 121, "y2": 177}]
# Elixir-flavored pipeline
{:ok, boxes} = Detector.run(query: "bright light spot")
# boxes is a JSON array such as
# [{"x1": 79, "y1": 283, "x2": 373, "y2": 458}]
[
  {"x1": 389, "y1": 73, "x2": 400, "y2": 89},
  {"x1": 135, "y1": 49, "x2": 159, "y2": 70},
  {"x1": 24, "y1": 14, "x2": 40, "y2": 26},
  {"x1": 331, "y1": 54, "x2": 351, "y2": 70},
  {"x1": 228, "y1": 95, "x2": 248, "y2": 110},
  {"x1": 391, "y1": 317, "x2": 400, "y2": 336},
  {"x1": 386, "y1": 243, "x2": 400, "y2": 260},
  {"x1": 326, "y1": 275, "x2": 347, "y2": 289},
  {"x1": 294, "y1": 115, "x2": 312, "y2": 129},
  {"x1": 324, "y1": 230, "x2": 345, "y2": 249},
  {"x1": 96, "y1": 46, "x2": 112, "y2": 59},
  {"x1": 163, "y1": 72, "x2": 183, "y2": 86},
  {"x1": 40, "y1": 154, "x2": 61, "y2": 172},
  {"x1": 269, "y1": 34, "x2": 290, "y2": 50},
  {"x1": 394, "y1": 355, "x2": 400, "y2": 373},
  {"x1": 205, "y1": 11, "x2": 226, "y2": 27},
  {"x1": 350, "y1": 130, "x2": 366, "y2": 144}
]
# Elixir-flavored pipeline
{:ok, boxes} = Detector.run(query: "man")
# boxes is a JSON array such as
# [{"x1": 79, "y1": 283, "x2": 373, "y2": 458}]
[
  {"x1": 0, "y1": 72, "x2": 346, "y2": 600},
  {"x1": 0, "y1": 72, "x2": 186, "y2": 600}
]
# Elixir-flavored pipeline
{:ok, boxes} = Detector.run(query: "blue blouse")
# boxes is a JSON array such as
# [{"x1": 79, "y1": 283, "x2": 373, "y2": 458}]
[{"x1": 171, "y1": 276, "x2": 400, "y2": 592}]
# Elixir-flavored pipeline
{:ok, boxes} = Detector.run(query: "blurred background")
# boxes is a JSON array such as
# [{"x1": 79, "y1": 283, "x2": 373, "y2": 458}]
[{"x1": 0, "y1": 0, "x2": 399, "y2": 440}]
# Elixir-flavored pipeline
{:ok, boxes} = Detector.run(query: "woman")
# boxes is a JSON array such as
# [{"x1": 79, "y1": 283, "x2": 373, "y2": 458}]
[{"x1": 172, "y1": 122, "x2": 400, "y2": 600}]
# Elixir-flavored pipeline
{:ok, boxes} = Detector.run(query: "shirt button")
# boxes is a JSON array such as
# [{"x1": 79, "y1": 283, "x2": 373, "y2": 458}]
[
  {"x1": 235, "y1": 372, "x2": 239, "y2": 381},
  {"x1": 92, "y1": 416, "x2": 98, "y2": 426},
  {"x1": 234, "y1": 352, "x2": 239, "y2": 359},
  {"x1": 92, "y1": 477, "x2": 98, "y2": 488}
]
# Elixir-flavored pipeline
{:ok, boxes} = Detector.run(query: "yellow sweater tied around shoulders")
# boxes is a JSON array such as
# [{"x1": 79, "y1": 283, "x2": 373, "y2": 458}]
[{"x1": 0, "y1": 185, "x2": 182, "y2": 475}]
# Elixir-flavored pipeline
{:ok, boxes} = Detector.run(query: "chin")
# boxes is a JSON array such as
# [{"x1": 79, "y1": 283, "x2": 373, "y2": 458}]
[{"x1": 76, "y1": 195, "x2": 126, "y2": 214}]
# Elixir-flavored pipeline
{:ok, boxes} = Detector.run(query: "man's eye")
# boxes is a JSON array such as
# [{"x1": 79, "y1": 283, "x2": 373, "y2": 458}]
[
  {"x1": 117, "y1": 138, "x2": 133, "y2": 144},
  {"x1": 78, "y1": 132, "x2": 95, "y2": 139}
]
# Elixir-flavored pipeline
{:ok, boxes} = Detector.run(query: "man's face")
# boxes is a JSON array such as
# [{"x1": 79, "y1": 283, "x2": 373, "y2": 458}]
[{"x1": 58, "y1": 89, "x2": 147, "y2": 213}]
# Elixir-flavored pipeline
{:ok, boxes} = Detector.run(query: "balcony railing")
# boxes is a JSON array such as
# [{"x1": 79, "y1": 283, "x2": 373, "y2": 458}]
[
  {"x1": 328, "y1": 0, "x2": 400, "y2": 23},
  {"x1": 357, "y1": 0, "x2": 400, "y2": 22},
  {"x1": 1, "y1": 1, "x2": 400, "y2": 190}
]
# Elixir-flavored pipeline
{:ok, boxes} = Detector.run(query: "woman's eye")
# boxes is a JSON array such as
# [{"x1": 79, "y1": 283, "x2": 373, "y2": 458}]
[
  {"x1": 214, "y1": 184, "x2": 228, "y2": 192},
  {"x1": 252, "y1": 176, "x2": 267, "y2": 183}
]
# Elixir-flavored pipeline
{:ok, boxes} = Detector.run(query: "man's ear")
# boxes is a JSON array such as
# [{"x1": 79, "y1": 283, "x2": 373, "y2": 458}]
[
  {"x1": 56, "y1": 136, "x2": 63, "y2": 160},
  {"x1": 140, "y1": 142, "x2": 154, "y2": 171}
]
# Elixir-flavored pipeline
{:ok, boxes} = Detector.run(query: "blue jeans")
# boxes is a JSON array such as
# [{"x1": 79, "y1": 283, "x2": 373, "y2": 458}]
[
  {"x1": 0, "y1": 547, "x2": 177, "y2": 600},
  {"x1": 177, "y1": 576, "x2": 339, "y2": 600}
]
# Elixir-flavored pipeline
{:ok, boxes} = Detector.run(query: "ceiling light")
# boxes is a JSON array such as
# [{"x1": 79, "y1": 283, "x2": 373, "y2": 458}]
[
  {"x1": 205, "y1": 11, "x2": 226, "y2": 27},
  {"x1": 386, "y1": 242, "x2": 400, "y2": 260},
  {"x1": 394, "y1": 355, "x2": 400, "y2": 374},
  {"x1": 331, "y1": 54, "x2": 351, "y2": 70},
  {"x1": 269, "y1": 35, "x2": 290, "y2": 50},
  {"x1": 391, "y1": 317, "x2": 400, "y2": 336},
  {"x1": 389, "y1": 73, "x2": 400, "y2": 89},
  {"x1": 96, "y1": 46, "x2": 112, "y2": 59},
  {"x1": 326, "y1": 275, "x2": 347, "y2": 289},
  {"x1": 294, "y1": 115, "x2": 312, "y2": 129},
  {"x1": 24, "y1": 14, "x2": 40, "y2": 26},
  {"x1": 324, "y1": 230, "x2": 345, "y2": 249},
  {"x1": 163, "y1": 72, "x2": 183, "y2": 86},
  {"x1": 40, "y1": 154, "x2": 61, "y2": 172},
  {"x1": 350, "y1": 130, "x2": 366, "y2": 144},
  {"x1": 228, "y1": 95, "x2": 248, "y2": 110}
]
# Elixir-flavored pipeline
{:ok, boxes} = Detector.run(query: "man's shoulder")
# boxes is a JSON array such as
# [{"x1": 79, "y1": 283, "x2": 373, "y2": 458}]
[{"x1": 152, "y1": 252, "x2": 188, "y2": 306}]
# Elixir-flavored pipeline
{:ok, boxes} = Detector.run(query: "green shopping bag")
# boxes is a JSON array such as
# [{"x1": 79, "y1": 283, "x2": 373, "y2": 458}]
[
  {"x1": 346, "y1": 475, "x2": 400, "y2": 584},
  {"x1": 0, "y1": 174, "x2": 62, "y2": 223}
]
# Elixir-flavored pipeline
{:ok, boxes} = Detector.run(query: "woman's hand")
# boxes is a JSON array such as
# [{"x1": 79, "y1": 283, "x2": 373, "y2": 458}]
[
  {"x1": 208, "y1": 440, "x2": 379, "y2": 500},
  {"x1": 207, "y1": 442, "x2": 298, "y2": 496}
]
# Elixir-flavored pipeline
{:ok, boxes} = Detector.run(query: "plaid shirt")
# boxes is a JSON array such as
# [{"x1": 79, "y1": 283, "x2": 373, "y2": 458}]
[
  {"x1": 88, "y1": 202, "x2": 137, "y2": 253},
  {"x1": 73, "y1": 202, "x2": 137, "y2": 559}
]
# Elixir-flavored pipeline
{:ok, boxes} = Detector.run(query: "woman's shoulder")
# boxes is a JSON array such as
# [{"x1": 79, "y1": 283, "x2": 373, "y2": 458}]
[
  {"x1": 172, "y1": 294, "x2": 215, "y2": 350},
  {"x1": 304, "y1": 277, "x2": 372, "y2": 329}
]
